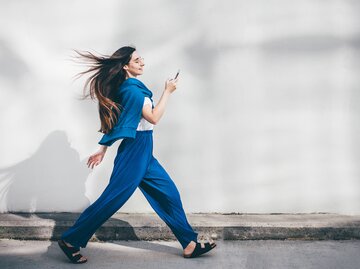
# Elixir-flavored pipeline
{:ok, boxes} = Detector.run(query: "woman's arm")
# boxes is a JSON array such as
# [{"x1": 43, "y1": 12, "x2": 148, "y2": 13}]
[
  {"x1": 87, "y1": 145, "x2": 108, "y2": 169},
  {"x1": 142, "y1": 78, "x2": 178, "y2": 125}
]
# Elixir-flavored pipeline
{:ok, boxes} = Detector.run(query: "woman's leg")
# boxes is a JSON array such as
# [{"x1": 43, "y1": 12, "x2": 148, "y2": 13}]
[
  {"x1": 61, "y1": 133, "x2": 153, "y2": 248},
  {"x1": 138, "y1": 155, "x2": 198, "y2": 249}
]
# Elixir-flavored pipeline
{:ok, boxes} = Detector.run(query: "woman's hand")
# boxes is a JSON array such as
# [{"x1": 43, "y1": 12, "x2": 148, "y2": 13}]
[
  {"x1": 165, "y1": 78, "x2": 179, "y2": 94},
  {"x1": 87, "y1": 146, "x2": 107, "y2": 169}
]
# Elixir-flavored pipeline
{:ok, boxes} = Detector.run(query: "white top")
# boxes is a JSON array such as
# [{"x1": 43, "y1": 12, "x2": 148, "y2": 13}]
[{"x1": 136, "y1": 97, "x2": 154, "y2": 131}]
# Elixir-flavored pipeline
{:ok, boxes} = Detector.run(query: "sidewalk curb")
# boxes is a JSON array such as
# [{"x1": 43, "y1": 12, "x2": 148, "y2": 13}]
[{"x1": 1, "y1": 212, "x2": 360, "y2": 241}]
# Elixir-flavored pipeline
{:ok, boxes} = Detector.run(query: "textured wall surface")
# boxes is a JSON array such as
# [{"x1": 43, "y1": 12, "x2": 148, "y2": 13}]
[{"x1": 0, "y1": 0, "x2": 359, "y2": 213}]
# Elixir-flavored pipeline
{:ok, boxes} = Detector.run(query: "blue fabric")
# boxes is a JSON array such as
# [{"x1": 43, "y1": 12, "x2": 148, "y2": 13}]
[
  {"x1": 98, "y1": 78, "x2": 154, "y2": 146},
  {"x1": 61, "y1": 130, "x2": 198, "y2": 249}
]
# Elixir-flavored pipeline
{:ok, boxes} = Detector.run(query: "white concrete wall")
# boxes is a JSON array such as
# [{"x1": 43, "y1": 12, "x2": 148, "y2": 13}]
[{"x1": 0, "y1": 0, "x2": 359, "y2": 214}]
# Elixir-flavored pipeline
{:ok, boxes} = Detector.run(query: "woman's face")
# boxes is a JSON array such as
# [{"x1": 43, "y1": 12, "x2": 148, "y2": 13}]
[{"x1": 123, "y1": 50, "x2": 145, "y2": 78}]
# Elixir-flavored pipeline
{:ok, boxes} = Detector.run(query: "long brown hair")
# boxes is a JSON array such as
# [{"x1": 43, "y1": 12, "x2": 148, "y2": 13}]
[{"x1": 74, "y1": 46, "x2": 136, "y2": 134}]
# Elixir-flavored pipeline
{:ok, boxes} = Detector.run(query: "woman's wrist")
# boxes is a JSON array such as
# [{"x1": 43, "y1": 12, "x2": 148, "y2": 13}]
[
  {"x1": 100, "y1": 145, "x2": 108, "y2": 153},
  {"x1": 164, "y1": 88, "x2": 172, "y2": 95}
]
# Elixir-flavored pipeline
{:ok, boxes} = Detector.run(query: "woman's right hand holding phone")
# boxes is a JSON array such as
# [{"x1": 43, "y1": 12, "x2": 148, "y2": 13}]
[
  {"x1": 165, "y1": 78, "x2": 179, "y2": 94},
  {"x1": 165, "y1": 70, "x2": 180, "y2": 94}
]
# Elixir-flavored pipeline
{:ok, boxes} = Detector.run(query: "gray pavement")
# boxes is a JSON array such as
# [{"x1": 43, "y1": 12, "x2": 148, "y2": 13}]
[{"x1": 1, "y1": 239, "x2": 360, "y2": 269}]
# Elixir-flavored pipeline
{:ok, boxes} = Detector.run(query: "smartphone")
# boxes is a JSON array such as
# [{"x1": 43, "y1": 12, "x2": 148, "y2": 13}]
[{"x1": 174, "y1": 69, "x2": 180, "y2": 79}]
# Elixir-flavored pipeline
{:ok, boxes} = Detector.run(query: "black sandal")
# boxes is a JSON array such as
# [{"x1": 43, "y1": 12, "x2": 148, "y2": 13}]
[
  {"x1": 183, "y1": 241, "x2": 217, "y2": 258},
  {"x1": 58, "y1": 239, "x2": 87, "y2": 264}
]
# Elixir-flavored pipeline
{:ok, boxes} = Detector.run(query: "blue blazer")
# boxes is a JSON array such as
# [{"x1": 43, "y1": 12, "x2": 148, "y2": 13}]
[{"x1": 98, "y1": 78, "x2": 154, "y2": 146}]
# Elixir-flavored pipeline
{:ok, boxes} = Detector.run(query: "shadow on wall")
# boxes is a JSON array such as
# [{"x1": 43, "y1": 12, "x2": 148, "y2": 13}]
[
  {"x1": 0, "y1": 130, "x2": 90, "y2": 212},
  {"x1": 0, "y1": 130, "x2": 142, "y2": 257}
]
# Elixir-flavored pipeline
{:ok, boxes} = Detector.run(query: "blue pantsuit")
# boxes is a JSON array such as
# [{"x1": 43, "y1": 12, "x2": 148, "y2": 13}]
[{"x1": 61, "y1": 130, "x2": 198, "y2": 249}]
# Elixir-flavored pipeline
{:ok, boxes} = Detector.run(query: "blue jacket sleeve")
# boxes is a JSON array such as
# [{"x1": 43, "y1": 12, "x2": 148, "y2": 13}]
[{"x1": 98, "y1": 86, "x2": 145, "y2": 146}]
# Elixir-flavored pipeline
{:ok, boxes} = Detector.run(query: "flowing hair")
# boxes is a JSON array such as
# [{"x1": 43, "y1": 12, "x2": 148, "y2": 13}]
[{"x1": 74, "y1": 46, "x2": 136, "y2": 134}]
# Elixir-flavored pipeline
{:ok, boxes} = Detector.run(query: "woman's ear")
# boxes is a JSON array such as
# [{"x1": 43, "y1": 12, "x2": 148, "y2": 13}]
[{"x1": 123, "y1": 65, "x2": 128, "y2": 70}]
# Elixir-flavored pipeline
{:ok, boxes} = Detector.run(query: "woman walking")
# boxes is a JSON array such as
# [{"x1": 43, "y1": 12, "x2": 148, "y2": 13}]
[{"x1": 58, "y1": 46, "x2": 216, "y2": 264}]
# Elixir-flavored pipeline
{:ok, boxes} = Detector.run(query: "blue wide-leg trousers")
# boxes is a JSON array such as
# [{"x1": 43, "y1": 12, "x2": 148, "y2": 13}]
[{"x1": 61, "y1": 130, "x2": 198, "y2": 249}]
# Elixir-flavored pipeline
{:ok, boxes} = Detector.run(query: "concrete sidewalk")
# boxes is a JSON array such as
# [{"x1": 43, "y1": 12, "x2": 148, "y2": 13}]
[
  {"x1": 2, "y1": 239, "x2": 360, "y2": 269},
  {"x1": 1, "y1": 212, "x2": 360, "y2": 241}
]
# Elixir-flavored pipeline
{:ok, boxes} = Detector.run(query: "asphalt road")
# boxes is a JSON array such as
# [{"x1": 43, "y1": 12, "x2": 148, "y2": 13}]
[{"x1": 1, "y1": 239, "x2": 360, "y2": 269}]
